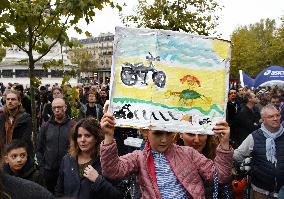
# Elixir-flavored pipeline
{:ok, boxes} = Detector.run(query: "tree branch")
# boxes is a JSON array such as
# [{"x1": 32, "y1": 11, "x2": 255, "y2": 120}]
[
  {"x1": 33, "y1": 14, "x2": 58, "y2": 47},
  {"x1": 34, "y1": 15, "x2": 70, "y2": 63},
  {"x1": 0, "y1": 31, "x2": 28, "y2": 53},
  {"x1": 33, "y1": 0, "x2": 67, "y2": 42},
  {"x1": 32, "y1": 7, "x2": 45, "y2": 37}
]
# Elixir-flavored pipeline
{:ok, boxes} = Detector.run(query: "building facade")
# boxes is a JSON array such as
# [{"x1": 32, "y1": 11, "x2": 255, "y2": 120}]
[
  {"x1": 0, "y1": 44, "x2": 77, "y2": 86},
  {"x1": 77, "y1": 32, "x2": 114, "y2": 84}
]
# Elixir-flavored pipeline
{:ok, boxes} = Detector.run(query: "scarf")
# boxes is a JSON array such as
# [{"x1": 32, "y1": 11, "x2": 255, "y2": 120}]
[
  {"x1": 261, "y1": 123, "x2": 284, "y2": 164},
  {"x1": 4, "y1": 109, "x2": 22, "y2": 144},
  {"x1": 4, "y1": 117, "x2": 15, "y2": 144}
]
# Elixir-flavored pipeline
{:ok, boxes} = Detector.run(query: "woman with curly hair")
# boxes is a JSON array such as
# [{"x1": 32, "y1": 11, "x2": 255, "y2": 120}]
[{"x1": 55, "y1": 117, "x2": 122, "y2": 199}]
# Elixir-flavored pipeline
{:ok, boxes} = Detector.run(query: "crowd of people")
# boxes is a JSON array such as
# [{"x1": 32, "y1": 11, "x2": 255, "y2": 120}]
[{"x1": 0, "y1": 81, "x2": 283, "y2": 199}]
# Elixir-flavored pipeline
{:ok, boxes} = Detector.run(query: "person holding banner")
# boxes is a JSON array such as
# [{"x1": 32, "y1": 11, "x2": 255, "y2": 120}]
[{"x1": 99, "y1": 112, "x2": 233, "y2": 199}]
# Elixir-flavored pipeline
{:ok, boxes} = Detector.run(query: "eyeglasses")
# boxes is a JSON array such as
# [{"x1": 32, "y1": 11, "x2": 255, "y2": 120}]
[{"x1": 52, "y1": 106, "x2": 64, "y2": 110}]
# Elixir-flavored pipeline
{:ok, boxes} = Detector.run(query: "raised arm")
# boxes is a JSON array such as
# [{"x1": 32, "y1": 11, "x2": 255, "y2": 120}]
[
  {"x1": 100, "y1": 113, "x2": 140, "y2": 180},
  {"x1": 195, "y1": 121, "x2": 233, "y2": 184}
]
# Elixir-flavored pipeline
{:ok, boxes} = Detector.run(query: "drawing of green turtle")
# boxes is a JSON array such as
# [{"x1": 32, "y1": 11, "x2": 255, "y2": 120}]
[{"x1": 179, "y1": 89, "x2": 211, "y2": 106}]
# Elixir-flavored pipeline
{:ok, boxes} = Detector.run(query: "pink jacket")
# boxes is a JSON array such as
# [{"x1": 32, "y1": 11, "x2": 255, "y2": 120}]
[{"x1": 100, "y1": 141, "x2": 233, "y2": 199}]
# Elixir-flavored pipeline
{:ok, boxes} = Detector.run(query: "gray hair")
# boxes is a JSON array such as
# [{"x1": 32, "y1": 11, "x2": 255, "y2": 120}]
[{"x1": 260, "y1": 103, "x2": 278, "y2": 118}]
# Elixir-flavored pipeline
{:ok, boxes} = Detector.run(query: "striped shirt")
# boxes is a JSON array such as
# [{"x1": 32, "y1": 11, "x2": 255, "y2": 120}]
[{"x1": 152, "y1": 151, "x2": 189, "y2": 199}]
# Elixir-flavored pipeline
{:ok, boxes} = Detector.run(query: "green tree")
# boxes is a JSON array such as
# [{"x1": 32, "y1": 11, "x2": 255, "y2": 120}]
[
  {"x1": 0, "y1": 47, "x2": 5, "y2": 62},
  {"x1": 274, "y1": 16, "x2": 284, "y2": 64},
  {"x1": 230, "y1": 18, "x2": 284, "y2": 78},
  {"x1": 0, "y1": 0, "x2": 120, "y2": 146},
  {"x1": 121, "y1": 0, "x2": 222, "y2": 36},
  {"x1": 69, "y1": 48, "x2": 97, "y2": 75}
]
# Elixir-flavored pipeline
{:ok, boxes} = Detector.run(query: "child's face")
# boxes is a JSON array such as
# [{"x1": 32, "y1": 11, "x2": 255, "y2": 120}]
[
  {"x1": 5, "y1": 147, "x2": 27, "y2": 173},
  {"x1": 147, "y1": 130, "x2": 175, "y2": 153}
]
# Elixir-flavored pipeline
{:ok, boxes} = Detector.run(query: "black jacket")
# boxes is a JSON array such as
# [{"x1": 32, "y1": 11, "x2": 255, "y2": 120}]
[
  {"x1": 3, "y1": 156, "x2": 45, "y2": 187},
  {"x1": 0, "y1": 112, "x2": 33, "y2": 155},
  {"x1": 22, "y1": 95, "x2": 32, "y2": 115},
  {"x1": 251, "y1": 129, "x2": 284, "y2": 193},
  {"x1": 55, "y1": 155, "x2": 122, "y2": 199},
  {"x1": 78, "y1": 103, "x2": 103, "y2": 121},
  {"x1": 36, "y1": 117, "x2": 75, "y2": 171},
  {"x1": 1, "y1": 173, "x2": 53, "y2": 199},
  {"x1": 226, "y1": 100, "x2": 241, "y2": 126},
  {"x1": 231, "y1": 105, "x2": 260, "y2": 147}
]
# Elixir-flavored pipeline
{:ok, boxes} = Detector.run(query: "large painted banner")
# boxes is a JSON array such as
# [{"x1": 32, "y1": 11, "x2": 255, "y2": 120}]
[{"x1": 110, "y1": 27, "x2": 231, "y2": 134}]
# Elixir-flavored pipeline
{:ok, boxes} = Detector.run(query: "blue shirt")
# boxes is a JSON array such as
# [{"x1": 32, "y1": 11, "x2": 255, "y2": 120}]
[{"x1": 152, "y1": 151, "x2": 189, "y2": 199}]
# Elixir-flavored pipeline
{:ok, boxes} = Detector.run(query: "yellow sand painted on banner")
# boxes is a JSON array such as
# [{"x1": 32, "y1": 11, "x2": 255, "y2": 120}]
[{"x1": 114, "y1": 58, "x2": 226, "y2": 111}]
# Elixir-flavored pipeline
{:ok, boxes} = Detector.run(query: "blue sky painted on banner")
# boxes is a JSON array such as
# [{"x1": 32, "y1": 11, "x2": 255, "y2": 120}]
[{"x1": 116, "y1": 28, "x2": 225, "y2": 68}]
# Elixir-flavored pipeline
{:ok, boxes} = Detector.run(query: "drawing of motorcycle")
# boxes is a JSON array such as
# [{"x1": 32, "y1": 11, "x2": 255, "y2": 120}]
[{"x1": 120, "y1": 52, "x2": 166, "y2": 88}]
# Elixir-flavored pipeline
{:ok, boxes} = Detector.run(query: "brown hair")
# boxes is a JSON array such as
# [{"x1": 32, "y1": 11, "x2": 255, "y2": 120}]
[
  {"x1": 3, "y1": 90, "x2": 24, "y2": 115},
  {"x1": 5, "y1": 90, "x2": 22, "y2": 101},
  {"x1": 69, "y1": 117, "x2": 103, "y2": 159},
  {"x1": 175, "y1": 133, "x2": 218, "y2": 160},
  {"x1": 52, "y1": 87, "x2": 63, "y2": 94},
  {"x1": 201, "y1": 135, "x2": 218, "y2": 160}
]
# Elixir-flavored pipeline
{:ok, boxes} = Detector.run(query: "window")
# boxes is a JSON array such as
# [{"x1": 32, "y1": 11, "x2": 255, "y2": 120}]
[
  {"x1": 51, "y1": 70, "x2": 64, "y2": 77},
  {"x1": 2, "y1": 70, "x2": 13, "y2": 78},
  {"x1": 34, "y1": 70, "x2": 48, "y2": 77},
  {"x1": 15, "y1": 70, "x2": 29, "y2": 77}
]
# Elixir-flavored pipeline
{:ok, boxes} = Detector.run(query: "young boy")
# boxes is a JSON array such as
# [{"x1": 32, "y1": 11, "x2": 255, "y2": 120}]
[
  {"x1": 100, "y1": 112, "x2": 233, "y2": 199},
  {"x1": 4, "y1": 139, "x2": 45, "y2": 187}
]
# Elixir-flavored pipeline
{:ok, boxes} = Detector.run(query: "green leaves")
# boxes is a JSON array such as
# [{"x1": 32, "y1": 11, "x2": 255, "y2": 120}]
[
  {"x1": 69, "y1": 48, "x2": 96, "y2": 73},
  {"x1": 121, "y1": 0, "x2": 222, "y2": 36},
  {"x1": 0, "y1": 0, "x2": 120, "y2": 143},
  {"x1": 0, "y1": 0, "x2": 119, "y2": 58},
  {"x1": 0, "y1": 47, "x2": 6, "y2": 62},
  {"x1": 42, "y1": 59, "x2": 64, "y2": 70},
  {"x1": 230, "y1": 18, "x2": 284, "y2": 78}
]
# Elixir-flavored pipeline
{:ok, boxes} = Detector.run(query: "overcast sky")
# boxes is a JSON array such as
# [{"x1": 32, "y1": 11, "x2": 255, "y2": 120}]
[{"x1": 67, "y1": 0, "x2": 284, "y2": 40}]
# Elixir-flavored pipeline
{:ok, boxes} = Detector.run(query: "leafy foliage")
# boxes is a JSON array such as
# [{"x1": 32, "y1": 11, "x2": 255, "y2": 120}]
[
  {"x1": 121, "y1": 0, "x2": 222, "y2": 36},
  {"x1": 62, "y1": 84, "x2": 79, "y2": 119},
  {"x1": 0, "y1": 0, "x2": 120, "y2": 142},
  {"x1": 0, "y1": 47, "x2": 6, "y2": 62},
  {"x1": 230, "y1": 18, "x2": 284, "y2": 78},
  {"x1": 69, "y1": 48, "x2": 97, "y2": 73}
]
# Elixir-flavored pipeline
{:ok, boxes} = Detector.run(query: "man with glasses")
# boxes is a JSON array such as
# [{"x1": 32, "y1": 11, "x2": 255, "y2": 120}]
[
  {"x1": 234, "y1": 104, "x2": 284, "y2": 199},
  {"x1": 42, "y1": 87, "x2": 72, "y2": 122},
  {"x1": 36, "y1": 98, "x2": 75, "y2": 193}
]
